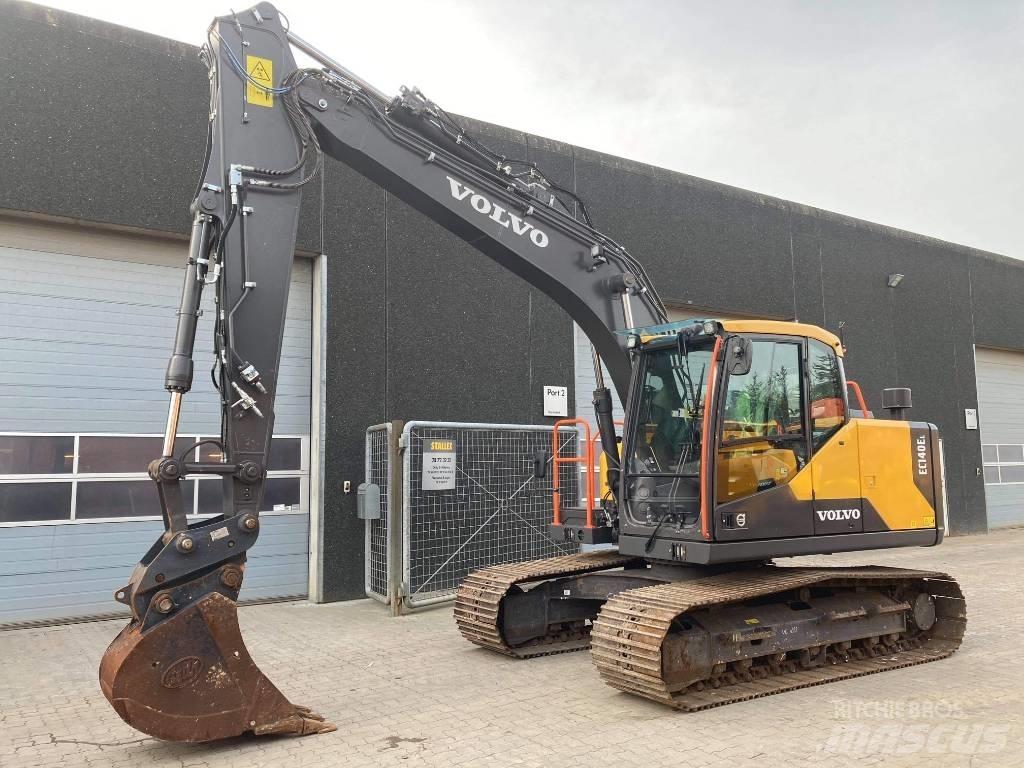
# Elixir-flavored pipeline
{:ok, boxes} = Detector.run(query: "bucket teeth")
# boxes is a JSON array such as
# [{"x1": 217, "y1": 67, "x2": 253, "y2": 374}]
[{"x1": 254, "y1": 705, "x2": 338, "y2": 737}]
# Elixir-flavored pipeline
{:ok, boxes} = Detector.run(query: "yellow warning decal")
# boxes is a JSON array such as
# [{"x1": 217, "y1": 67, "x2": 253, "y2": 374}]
[
  {"x1": 744, "y1": 618, "x2": 760, "y2": 625},
  {"x1": 246, "y1": 55, "x2": 274, "y2": 108}
]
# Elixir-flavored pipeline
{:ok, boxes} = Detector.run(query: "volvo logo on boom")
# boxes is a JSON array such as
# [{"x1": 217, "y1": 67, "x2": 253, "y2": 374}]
[{"x1": 446, "y1": 176, "x2": 550, "y2": 248}]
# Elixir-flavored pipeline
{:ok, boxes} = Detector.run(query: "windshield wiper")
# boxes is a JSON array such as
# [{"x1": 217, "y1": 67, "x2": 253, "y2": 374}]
[
  {"x1": 668, "y1": 424, "x2": 699, "y2": 498},
  {"x1": 645, "y1": 515, "x2": 668, "y2": 552},
  {"x1": 675, "y1": 334, "x2": 699, "y2": 408}
]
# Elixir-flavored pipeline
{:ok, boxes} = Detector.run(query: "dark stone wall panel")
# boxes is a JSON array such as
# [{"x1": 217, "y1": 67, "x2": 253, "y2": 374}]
[
  {"x1": 320, "y1": 159, "x2": 387, "y2": 600},
  {"x1": 970, "y1": 257, "x2": 1024, "y2": 352},
  {"x1": 385, "y1": 128, "x2": 529, "y2": 425},
  {"x1": 525, "y1": 137, "x2": 581, "y2": 420},
  {"x1": 0, "y1": 2, "x2": 322, "y2": 249},
  {"x1": 883, "y1": 242, "x2": 983, "y2": 533},
  {"x1": 937, "y1": 253, "x2": 988, "y2": 533},
  {"x1": 385, "y1": 192, "x2": 534, "y2": 424},
  {"x1": 817, "y1": 219, "x2": 899, "y2": 408},
  {"x1": 788, "y1": 214, "x2": 827, "y2": 326},
  {"x1": 572, "y1": 158, "x2": 796, "y2": 321},
  {"x1": 0, "y1": 7, "x2": 205, "y2": 235}
]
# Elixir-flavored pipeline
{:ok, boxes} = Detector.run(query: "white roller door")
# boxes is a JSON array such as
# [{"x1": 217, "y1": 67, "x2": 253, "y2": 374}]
[
  {"x1": 976, "y1": 346, "x2": 1024, "y2": 528},
  {"x1": 0, "y1": 218, "x2": 313, "y2": 625}
]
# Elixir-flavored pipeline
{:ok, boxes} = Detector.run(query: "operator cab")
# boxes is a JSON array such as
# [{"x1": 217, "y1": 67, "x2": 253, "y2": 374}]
[
  {"x1": 551, "y1": 319, "x2": 943, "y2": 563},
  {"x1": 623, "y1": 319, "x2": 847, "y2": 540}
]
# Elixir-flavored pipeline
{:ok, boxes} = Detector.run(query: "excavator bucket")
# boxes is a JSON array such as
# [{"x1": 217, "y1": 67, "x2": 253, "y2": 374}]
[{"x1": 99, "y1": 590, "x2": 335, "y2": 742}]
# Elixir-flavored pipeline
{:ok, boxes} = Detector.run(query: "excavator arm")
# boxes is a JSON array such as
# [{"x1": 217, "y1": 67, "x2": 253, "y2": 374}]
[{"x1": 100, "y1": 2, "x2": 665, "y2": 743}]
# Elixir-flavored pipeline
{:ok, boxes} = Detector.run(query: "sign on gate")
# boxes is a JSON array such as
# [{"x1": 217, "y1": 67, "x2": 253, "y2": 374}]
[{"x1": 422, "y1": 439, "x2": 457, "y2": 490}]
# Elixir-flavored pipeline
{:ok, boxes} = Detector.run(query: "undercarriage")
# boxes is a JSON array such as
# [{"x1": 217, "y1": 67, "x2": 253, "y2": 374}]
[{"x1": 455, "y1": 552, "x2": 966, "y2": 708}]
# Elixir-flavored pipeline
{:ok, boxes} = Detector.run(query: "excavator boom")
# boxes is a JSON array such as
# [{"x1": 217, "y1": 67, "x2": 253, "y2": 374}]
[{"x1": 99, "y1": 2, "x2": 665, "y2": 742}]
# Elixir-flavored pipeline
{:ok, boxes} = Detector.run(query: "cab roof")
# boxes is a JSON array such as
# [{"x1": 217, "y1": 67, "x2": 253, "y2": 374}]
[
  {"x1": 720, "y1": 320, "x2": 844, "y2": 357},
  {"x1": 638, "y1": 319, "x2": 844, "y2": 358}
]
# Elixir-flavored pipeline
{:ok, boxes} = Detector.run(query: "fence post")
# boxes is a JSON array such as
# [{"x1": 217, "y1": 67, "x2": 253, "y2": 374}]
[{"x1": 387, "y1": 419, "x2": 405, "y2": 616}]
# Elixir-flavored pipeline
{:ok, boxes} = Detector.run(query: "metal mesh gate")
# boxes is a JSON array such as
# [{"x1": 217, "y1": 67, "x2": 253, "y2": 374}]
[
  {"x1": 364, "y1": 421, "x2": 578, "y2": 610},
  {"x1": 364, "y1": 423, "x2": 392, "y2": 603}
]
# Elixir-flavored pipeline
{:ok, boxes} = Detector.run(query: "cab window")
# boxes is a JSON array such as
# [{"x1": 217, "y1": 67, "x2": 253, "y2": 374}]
[
  {"x1": 717, "y1": 340, "x2": 805, "y2": 503},
  {"x1": 631, "y1": 343, "x2": 715, "y2": 475},
  {"x1": 808, "y1": 339, "x2": 845, "y2": 449},
  {"x1": 721, "y1": 341, "x2": 802, "y2": 440}
]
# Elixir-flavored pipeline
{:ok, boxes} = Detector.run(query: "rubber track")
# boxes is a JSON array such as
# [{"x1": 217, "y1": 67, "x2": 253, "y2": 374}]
[
  {"x1": 454, "y1": 551, "x2": 641, "y2": 658},
  {"x1": 590, "y1": 565, "x2": 966, "y2": 710}
]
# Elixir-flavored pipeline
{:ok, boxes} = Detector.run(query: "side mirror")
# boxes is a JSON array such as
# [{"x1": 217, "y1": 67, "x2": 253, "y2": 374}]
[
  {"x1": 725, "y1": 337, "x2": 753, "y2": 376},
  {"x1": 533, "y1": 450, "x2": 549, "y2": 480}
]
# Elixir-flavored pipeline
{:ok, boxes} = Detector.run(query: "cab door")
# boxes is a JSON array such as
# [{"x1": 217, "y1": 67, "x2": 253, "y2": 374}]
[
  {"x1": 806, "y1": 339, "x2": 864, "y2": 534},
  {"x1": 713, "y1": 336, "x2": 814, "y2": 541}
]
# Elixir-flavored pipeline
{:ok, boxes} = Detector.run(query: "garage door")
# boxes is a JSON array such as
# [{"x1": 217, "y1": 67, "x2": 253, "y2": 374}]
[
  {"x1": 976, "y1": 347, "x2": 1024, "y2": 528},
  {"x1": 0, "y1": 220, "x2": 312, "y2": 625}
]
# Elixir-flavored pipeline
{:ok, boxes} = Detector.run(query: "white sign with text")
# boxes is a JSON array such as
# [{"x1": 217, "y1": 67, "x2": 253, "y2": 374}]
[
  {"x1": 543, "y1": 386, "x2": 568, "y2": 417},
  {"x1": 965, "y1": 408, "x2": 978, "y2": 430},
  {"x1": 422, "y1": 439, "x2": 457, "y2": 490}
]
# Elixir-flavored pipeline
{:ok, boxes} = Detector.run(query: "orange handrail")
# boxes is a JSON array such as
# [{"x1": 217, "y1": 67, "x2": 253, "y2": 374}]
[
  {"x1": 552, "y1": 418, "x2": 593, "y2": 528},
  {"x1": 847, "y1": 380, "x2": 870, "y2": 416},
  {"x1": 699, "y1": 337, "x2": 723, "y2": 540}
]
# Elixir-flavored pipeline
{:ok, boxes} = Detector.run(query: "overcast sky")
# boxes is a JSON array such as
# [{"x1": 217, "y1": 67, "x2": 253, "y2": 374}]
[{"x1": 43, "y1": 0, "x2": 1023, "y2": 258}]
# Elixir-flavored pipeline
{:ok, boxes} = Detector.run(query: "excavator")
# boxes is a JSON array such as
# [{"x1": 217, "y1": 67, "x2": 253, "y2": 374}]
[{"x1": 98, "y1": 2, "x2": 966, "y2": 742}]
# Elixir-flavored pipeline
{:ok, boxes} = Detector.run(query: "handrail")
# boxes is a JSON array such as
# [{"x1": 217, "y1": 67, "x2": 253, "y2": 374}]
[
  {"x1": 847, "y1": 380, "x2": 871, "y2": 417},
  {"x1": 552, "y1": 419, "x2": 593, "y2": 528}
]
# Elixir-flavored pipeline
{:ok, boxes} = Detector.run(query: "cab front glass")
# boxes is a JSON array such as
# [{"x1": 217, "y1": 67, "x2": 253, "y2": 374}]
[{"x1": 626, "y1": 338, "x2": 715, "y2": 525}]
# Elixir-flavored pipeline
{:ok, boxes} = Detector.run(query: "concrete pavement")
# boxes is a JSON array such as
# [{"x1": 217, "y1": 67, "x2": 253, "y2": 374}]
[{"x1": 2, "y1": 527, "x2": 1022, "y2": 767}]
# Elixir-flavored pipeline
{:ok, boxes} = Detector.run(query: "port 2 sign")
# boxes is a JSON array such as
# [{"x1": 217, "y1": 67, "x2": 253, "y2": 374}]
[{"x1": 544, "y1": 386, "x2": 568, "y2": 417}]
